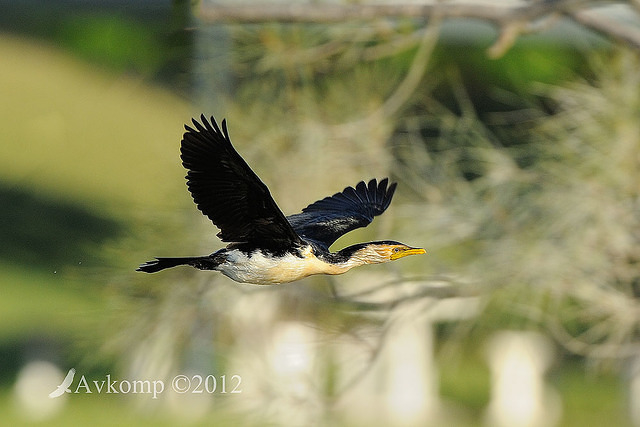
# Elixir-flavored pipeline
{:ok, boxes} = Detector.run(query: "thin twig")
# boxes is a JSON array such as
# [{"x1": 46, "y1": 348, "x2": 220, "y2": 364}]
[{"x1": 331, "y1": 12, "x2": 442, "y2": 137}]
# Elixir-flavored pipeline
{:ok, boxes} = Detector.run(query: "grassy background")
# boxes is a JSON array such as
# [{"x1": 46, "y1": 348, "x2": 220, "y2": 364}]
[{"x1": 0, "y1": 33, "x2": 193, "y2": 425}]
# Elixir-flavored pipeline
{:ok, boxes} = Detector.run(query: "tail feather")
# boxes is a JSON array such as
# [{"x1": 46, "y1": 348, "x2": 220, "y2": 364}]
[{"x1": 137, "y1": 257, "x2": 200, "y2": 273}]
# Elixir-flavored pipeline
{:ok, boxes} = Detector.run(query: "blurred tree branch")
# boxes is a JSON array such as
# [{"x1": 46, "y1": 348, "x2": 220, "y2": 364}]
[
  {"x1": 569, "y1": 7, "x2": 640, "y2": 49},
  {"x1": 198, "y1": 1, "x2": 640, "y2": 56}
]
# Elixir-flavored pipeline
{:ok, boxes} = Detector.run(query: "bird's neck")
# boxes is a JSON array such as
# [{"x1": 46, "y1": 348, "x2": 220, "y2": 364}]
[{"x1": 323, "y1": 243, "x2": 384, "y2": 269}]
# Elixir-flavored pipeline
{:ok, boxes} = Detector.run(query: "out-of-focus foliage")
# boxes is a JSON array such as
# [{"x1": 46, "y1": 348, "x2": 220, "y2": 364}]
[
  {"x1": 389, "y1": 48, "x2": 638, "y2": 426},
  {"x1": 394, "y1": 48, "x2": 640, "y2": 360},
  {"x1": 0, "y1": 1, "x2": 194, "y2": 91}
]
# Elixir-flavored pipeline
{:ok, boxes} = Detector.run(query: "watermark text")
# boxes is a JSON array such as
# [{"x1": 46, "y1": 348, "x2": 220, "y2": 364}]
[{"x1": 49, "y1": 369, "x2": 242, "y2": 399}]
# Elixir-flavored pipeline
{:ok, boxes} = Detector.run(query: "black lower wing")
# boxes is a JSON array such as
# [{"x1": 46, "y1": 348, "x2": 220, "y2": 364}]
[
  {"x1": 287, "y1": 178, "x2": 397, "y2": 248},
  {"x1": 181, "y1": 115, "x2": 303, "y2": 249}
]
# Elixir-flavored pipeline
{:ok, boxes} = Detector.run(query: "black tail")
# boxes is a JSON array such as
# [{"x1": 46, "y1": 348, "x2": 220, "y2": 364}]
[{"x1": 137, "y1": 257, "x2": 203, "y2": 273}]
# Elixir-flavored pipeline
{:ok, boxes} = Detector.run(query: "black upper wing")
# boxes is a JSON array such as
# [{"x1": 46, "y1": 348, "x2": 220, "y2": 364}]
[
  {"x1": 180, "y1": 115, "x2": 303, "y2": 249},
  {"x1": 287, "y1": 178, "x2": 397, "y2": 248}
]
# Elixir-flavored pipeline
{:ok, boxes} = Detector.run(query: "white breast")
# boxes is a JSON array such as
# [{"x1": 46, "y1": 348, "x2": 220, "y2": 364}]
[{"x1": 216, "y1": 247, "x2": 349, "y2": 285}]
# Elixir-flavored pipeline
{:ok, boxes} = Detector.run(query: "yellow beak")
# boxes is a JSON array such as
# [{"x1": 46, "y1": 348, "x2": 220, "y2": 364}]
[{"x1": 390, "y1": 247, "x2": 426, "y2": 260}]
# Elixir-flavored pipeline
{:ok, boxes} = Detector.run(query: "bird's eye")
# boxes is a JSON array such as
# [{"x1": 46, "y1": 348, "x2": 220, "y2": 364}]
[{"x1": 393, "y1": 247, "x2": 401, "y2": 253}]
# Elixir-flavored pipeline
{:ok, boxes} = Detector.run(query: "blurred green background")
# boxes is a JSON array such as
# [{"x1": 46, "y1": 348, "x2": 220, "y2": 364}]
[{"x1": 1, "y1": 1, "x2": 639, "y2": 426}]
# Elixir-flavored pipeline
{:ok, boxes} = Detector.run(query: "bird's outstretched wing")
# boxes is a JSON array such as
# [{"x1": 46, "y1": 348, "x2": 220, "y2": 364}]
[
  {"x1": 287, "y1": 178, "x2": 397, "y2": 248},
  {"x1": 181, "y1": 115, "x2": 303, "y2": 249}
]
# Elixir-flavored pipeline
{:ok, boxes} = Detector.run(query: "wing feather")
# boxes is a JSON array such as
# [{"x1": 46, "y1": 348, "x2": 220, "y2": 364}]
[
  {"x1": 181, "y1": 115, "x2": 302, "y2": 248},
  {"x1": 287, "y1": 178, "x2": 397, "y2": 248}
]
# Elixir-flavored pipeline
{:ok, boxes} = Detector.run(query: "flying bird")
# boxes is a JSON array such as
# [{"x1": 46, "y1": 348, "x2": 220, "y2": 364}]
[
  {"x1": 137, "y1": 115, "x2": 425, "y2": 285},
  {"x1": 48, "y1": 368, "x2": 75, "y2": 398}
]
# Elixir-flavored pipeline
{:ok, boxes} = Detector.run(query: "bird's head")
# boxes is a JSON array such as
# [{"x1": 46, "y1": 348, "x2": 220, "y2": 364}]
[{"x1": 342, "y1": 240, "x2": 426, "y2": 265}]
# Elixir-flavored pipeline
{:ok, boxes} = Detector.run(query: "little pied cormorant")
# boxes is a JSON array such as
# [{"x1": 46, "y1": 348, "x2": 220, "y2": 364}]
[{"x1": 137, "y1": 115, "x2": 425, "y2": 285}]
